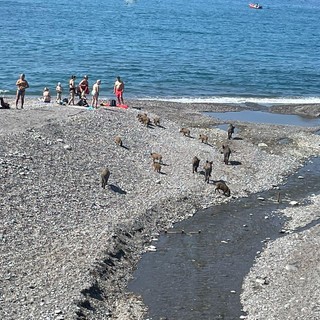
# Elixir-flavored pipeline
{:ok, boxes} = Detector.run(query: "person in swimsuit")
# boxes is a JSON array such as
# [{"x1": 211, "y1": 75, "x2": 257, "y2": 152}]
[
  {"x1": 113, "y1": 76, "x2": 124, "y2": 105},
  {"x1": 56, "y1": 82, "x2": 63, "y2": 104},
  {"x1": 79, "y1": 75, "x2": 89, "y2": 98},
  {"x1": 42, "y1": 87, "x2": 51, "y2": 103},
  {"x1": 15, "y1": 73, "x2": 29, "y2": 109},
  {"x1": 91, "y1": 79, "x2": 101, "y2": 109},
  {"x1": 68, "y1": 75, "x2": 76, "y2": 105}
]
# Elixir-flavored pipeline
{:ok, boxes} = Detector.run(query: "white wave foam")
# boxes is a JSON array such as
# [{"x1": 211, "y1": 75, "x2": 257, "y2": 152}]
[{"x1": 138, "y1": 96, "x2": 320, "y2": 105}]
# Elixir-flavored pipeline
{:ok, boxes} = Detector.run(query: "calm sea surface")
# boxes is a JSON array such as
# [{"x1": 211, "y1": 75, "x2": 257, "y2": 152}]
[{"x1": 1, "y1": 0, "x2": 320, "y2": 104}]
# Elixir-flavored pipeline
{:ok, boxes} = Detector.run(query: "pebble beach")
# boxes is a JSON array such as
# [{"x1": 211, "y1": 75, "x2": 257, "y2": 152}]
[{"x1": 0, "y1": 98, "x2": 320, "y2": 319}]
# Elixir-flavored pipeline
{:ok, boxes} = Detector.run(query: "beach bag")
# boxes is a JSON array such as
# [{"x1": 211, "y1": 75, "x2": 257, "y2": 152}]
[{"x1": 110, "y1": 99, "x2": 117, "y2": 106}]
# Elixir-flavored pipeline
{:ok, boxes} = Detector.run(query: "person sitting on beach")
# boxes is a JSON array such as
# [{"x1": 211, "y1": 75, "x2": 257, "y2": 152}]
[
  {"x1": 91, "y1": 79, "x2": 101, "y2": 109},
  {"x1": 68, "y1": 75, "x2": 76, "y2": 105},
  {"x1": 76, "y1": 97, "x2": 89, "y2": 107},
  {"x1": 56, "y1": 82, "x2": 63, "y2": 104},
  {"x1": 43, "y1": 87, "x2": 51, "y2": 103},
  {"x1": 113, "y1": 76, "x2": 124, "y2": 105},
  {"x1": 15, "y1": 73, "x2": 29, "y2": 109},
  {"x1": 79, "y1": 75, "x2": 89, "y2": 98}
]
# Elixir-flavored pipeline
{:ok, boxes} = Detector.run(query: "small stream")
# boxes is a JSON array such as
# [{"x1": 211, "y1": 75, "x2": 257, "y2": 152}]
[{"x1": 128, "y1": 157, "x2": 320, "y2": 320}]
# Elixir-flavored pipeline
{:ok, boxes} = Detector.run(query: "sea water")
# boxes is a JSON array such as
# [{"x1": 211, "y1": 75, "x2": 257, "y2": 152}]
[{"x1": 0, "y1": 0, "x2": 320, "y2": 104}]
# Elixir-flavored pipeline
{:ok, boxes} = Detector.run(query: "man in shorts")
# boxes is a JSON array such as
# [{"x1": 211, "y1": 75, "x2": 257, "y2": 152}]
[
  {"x1": 113, "y1": 76, "x2": 124, "y2": 105},
  {"x1": 15, "y1": 73, "x2": 29, "y2": 109}
]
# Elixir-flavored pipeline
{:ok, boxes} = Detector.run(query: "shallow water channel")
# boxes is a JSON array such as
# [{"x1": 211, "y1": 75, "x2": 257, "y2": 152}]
[
  {"x1": 128, "y1": 157, "x2": 320, "y2": 320},
  {"x1": 206, "y1": 110, "x2": 320, "y2": 127}
]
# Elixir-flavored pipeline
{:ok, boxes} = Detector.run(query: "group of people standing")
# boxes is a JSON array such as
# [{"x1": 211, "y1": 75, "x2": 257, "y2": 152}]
[
  {"x1": 14, "y1": 73, "x2": 125, "y2": 109},
  {"x1": 67, "y1": 75, "x2": 125, "y2": 108}
]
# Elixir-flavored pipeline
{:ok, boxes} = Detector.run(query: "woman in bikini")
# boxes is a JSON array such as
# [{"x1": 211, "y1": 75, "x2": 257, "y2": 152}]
[{"x1": 15, "y1": 73, "x2": 29, "y2": 109}]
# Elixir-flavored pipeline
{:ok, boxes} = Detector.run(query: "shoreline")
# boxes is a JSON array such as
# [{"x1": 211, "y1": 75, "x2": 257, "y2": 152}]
[{"x1": 0, "y1": 99, "x2": 320, "y2": 319}]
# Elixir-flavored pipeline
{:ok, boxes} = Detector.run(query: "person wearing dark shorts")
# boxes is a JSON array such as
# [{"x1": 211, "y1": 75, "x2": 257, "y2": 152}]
[{"x1": 15, "y1": 73, "x2": 29, "y2": 109}]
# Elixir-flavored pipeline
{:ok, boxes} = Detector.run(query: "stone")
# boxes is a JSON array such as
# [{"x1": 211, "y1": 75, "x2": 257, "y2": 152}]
[
  {"x1": 285, "y1": 263, "x2": 298, "y2": 272},
  {"x1": 258, "y1": 143, "x2": 268, "y2": 148}
]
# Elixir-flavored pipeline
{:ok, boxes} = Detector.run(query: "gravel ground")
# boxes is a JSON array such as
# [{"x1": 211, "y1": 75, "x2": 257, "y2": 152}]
[{"x1": 0, "y1": 98, "x2": 319, "y2": 320}]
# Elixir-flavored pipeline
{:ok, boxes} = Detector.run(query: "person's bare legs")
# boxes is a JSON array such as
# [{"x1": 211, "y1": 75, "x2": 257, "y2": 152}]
[
  {"x1": 21, "y1": 93, "x2": 25, "y2": 109},
  {"x1": 91, "y1": 95, "x2": 97, "y2": 108}
]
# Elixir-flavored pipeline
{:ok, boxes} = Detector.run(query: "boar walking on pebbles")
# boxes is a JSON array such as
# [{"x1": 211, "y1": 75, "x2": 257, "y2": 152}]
[
  {"x1": 203, "y1": 160, "x2": 213, "y2": 183},
  {"x1": 215, "y1": 181, "x2": 231, "y2": 197},
  {"x1": 150, "y1": 152, "x2": 163, "y2": 163},
  {"x1": 153, "y1": 162, "x2": 161, "y2": 173},
  {"x1": 115, "y1": 136, "x2": 123, "y2": 147},
  {"x1": 222, "y1": 145, "x2": 231, "y2": 165},
  {"x1": 192, "y1": 156, "x2": 200, "y2": 173},
  {"x1": 180, "y1": 128, "x2": 190, "y2": 137},
  {"x1": 228, "y1": 124, "x2": 235, "y2": 140},
  {"x1": 101, "y1": 167, "x2": 110, "y2": 189},
  {"x1": 153, "y1": 117, "x2": 161, "y2": 126},
  {"x1": 199, "y1": 134, "x2": 208, "y2": 144}
]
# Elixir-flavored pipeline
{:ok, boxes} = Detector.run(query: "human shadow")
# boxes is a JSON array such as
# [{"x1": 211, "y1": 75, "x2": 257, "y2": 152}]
[{"x1": 109, "y1": 184, "x2": 127, "y2": 194}]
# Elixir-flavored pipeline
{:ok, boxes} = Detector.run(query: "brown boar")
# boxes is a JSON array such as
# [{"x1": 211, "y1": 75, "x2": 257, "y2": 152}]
[
  {"x1": 215, "y1": 181, "x2": 231, "y2": 197},
  {"x1": 192, "y1": 156, "x2": 200, "y2": 173},
  {"x1": 199, "y1": 134, "x2": 208, "y2": 144},
  {"x1": 153, "y1": 117, "x2": 161, "y2": 126},
  {"x1": 227, "y1": 124, "x2": 235, "y2": 140},
  {"x1": 150, "y1": 152, "x2": 163, "y2": 163},
  {"x1": 100, "y1": 167, "x2": 110, "y2": 189},
  {"x1": 203, "y1": 160, "x2": 213, "y2": 183},
  {"x1": 153, "y1": 162, "x2": 161, "y2": 173},
  {"x1": 115, "y1": 136, "x2": 123, "y2": 147},
  {"x1": 180, "y1": 128, "x2": 191, "y2": 137},
  {"x1": 222, "y1": 144, "x2": 231, "y2": 165}
]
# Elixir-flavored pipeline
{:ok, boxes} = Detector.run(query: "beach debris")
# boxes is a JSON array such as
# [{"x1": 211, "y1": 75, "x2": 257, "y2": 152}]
[
  {"x1": 63, "y1": 145, "x2": 72, "y2": 150},
  {"x1": 258, "y1": 143, "x2": 268, "y2": 148},
  {"x1": 145, "y1": 245, "x2": 157, "y2": 252},
  {"x1": 256, "y1": 276, "x2": 270, "y2": 285},
  {"x1": 257, "y1": 196, "x2": 265, "y2": 201},
  {"x1": 285, "y1": 263, "x2": 299, "y2": 272},
  {"x1": 289, "y1": 200, "x2": 299, "y2": 206},
  {"x1": 298, "y1": 175, "x2": 304, "y2": 179}
]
